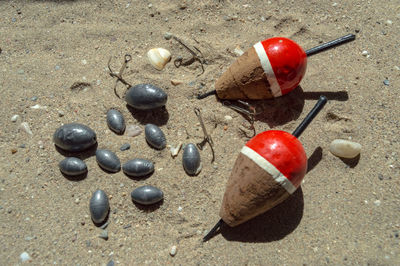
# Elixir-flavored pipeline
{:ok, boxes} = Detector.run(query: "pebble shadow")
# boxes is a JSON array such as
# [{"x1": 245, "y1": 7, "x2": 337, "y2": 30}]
[
  {"x1": 55, "y1": 142, "x2": 98, "y2": 160},
  {"x1": 109, "y1": 127, "x2": 125, "y2": 136},
  {"x1": 132, "y1": 199, "x2": 164, "y2": 212},
  {"x1": 221, "y1": 187, "x2": 304, "y2": 243},
  {"x1": 340, "y1": 154, "x2": 360, "y2": 168},
  {"x1": 98, "y1": 165, "x2": 121, "y2": 175},
  {"x1": 61, "y1": 171, "x2": 88, "y2": 181},
  {"x1": 126, "y1": 105, "x2": 169, "y2": 126},
  {"x1": 123, "y1": 172, "x2": 154, "y2": 181},
  {"x1": 92, "y1": 209, "x2": 110, "y2": 228}
]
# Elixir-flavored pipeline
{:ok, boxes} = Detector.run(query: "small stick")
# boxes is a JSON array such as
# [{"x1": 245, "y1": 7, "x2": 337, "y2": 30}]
[
  {"x1": 292, "y1": 95, "x2": 327, "y2": 138},
  {"x1": 305, "y1": 34, "x2": 356, "y2": 57},
  {"x1": 194, "y1": 108, "x2": 215, "y2": 163}
]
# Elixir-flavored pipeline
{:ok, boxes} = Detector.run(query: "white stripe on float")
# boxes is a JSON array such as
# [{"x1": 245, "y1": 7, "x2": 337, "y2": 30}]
[
  {"x1": 240, "y1": 145, "x2": 296, "y2": 194},
  {"x1": 253, "y1": 42, "x2": 282, "y2": 97}
]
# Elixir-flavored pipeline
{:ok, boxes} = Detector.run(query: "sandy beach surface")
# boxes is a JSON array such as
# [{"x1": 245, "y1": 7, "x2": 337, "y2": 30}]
[{"x1": 1, "y1": 0, "x2": 399, "y2": 264}]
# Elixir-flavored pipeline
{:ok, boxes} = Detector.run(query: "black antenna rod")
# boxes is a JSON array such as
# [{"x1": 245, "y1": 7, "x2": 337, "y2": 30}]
[
  {"x1": 197, "y1": 89, "x2": 217, "y2": 99},
  {"x1": 203, "y1": 219, "x2": 224, "y2": 242},
  {"x1": 305, "y1": 34, "x2": 355, "y2": 57},
  {"x1": 292, "y1": 95, "x2": 327, "y2": 138}
]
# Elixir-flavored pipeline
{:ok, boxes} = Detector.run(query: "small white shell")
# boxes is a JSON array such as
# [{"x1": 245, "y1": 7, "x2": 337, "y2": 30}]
[
  {"x1": 329, "y1": 139, "x2": 361, "y2": 158},
  {"x1": 234, "y1": 45, "x2": 244, "y2": 56},
  {"x1": 147, "y1": 48, "x2": 171, "y2": 70},
  {"x1": 11, "y1": 114, "x2": 19, "y2": 122},
  {"x1": 20, "y1": 122, "x2": 33, "y2": 136},
  {"x1": 125, "y1": 125, "x2": 142, "y2": 137},
  {"x1": 170, "y1": 142, "x2": 182, "y2": 158}
]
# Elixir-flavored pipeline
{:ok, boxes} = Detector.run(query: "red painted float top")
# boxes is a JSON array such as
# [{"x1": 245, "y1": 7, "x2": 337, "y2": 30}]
[
  {"x1": 245, "y1": 130, "x2": 307, "y2": 188},
  {"x1": 261, "y1": 37, "x2": 307, "y2": 96}
]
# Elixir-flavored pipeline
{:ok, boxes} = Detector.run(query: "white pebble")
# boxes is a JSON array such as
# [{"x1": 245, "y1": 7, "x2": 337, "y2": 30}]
[
  {"x1": 81, "y1": 59, "x2": 87, "y2": 65},
  {"x1": 38, "y1": 140, "x2": 44, "y2": 149},
  {"x1": 20, "y1": 252, "x2": 30, "y2": 262},
  {"x1": 19, "y1": 122, "x2": 33, "y2": 136},
  {"x1": 374, "y1": 200, "x2": 381, "y2": 206},
  {"x1": 332, "y1": 2, "x2": 338, "y2": 6},
  {"x1": 125, "y1": 125, "x2": 142, "y2": 137},
  {"x1": 386, "y1": 20, "x2": 393, "y2": 25},
  {"x1": 170, "y1": 142, "x2": 182, "y2": 158},
  {"x1": 224, "y1": 115, "x2": 233, "y2": 122},
  {"x1": 361, "y1": 50, "x2": 369, "y2": 56},
  {"x1": 177, "y1": 206, "x2": 183, "y2": 212},
  {"x1": 169, "y1": 245, "x2": 177, "y2": 256},
  {"x1": 30, "y1": 104, "x2": 47, "y2": 110},
  {"x1": 329, "y1": 139, "x2": 361, "y2": 158},
  {"x1": 11, "y1": 114, "x2": 19, "y2": 122},
  {"x1": 36, "y1": 168, "x2": 43, "y2": 175},
  {"x1": 164, "y1": 32, "x2": 173, "y2": 40}
]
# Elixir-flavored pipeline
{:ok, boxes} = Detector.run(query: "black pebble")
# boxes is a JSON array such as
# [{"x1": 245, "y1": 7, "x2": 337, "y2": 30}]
[
  {"x1": 89, "y1": 189, "x2": 110, "y2": 224},
  {"x1": 182, "y1": 143, "x2": 201, "y2": 175},
  {"x1": 96, "y1": 149, "x2": 121, "y2": 173},
  {"x1": 145, "y1": 124, "x2": 166, "y2": 150},
  {"x1": 125, "y1": 84, "x2": 167, "y2": 110},
  {"x1": 59, "y1": 157, "x2": 87, "y2": 176},
  {"x1": 107, "y1": 109, "x2": 125, "y2": 134},
  {"x1": 120, "y1": 143, "x2": 131, "y2": 151},
  {"x1": 131, "y1": 185, "x2": 163, "y2": 205},
  {"x1": 122, "y1": 159, "x2": 154, "y2": 177},
  {"x1": 53, "y1": 123, "x2": 97, "y2": 152}
]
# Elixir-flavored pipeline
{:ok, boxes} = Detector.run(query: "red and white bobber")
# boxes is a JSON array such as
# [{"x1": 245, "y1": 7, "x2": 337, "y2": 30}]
[
  {"x1": 198, "y1": 34, "x2": 355, "y2": 100},
  {"x1": 216, "y1": 37, "x2": 307, "y2": 100},
  {"x1": 203, "y1": 96, "x2": 327, "y2": 241},
  {"x1": 219, "y1": 129, "x2": 307, "y2": 226}
]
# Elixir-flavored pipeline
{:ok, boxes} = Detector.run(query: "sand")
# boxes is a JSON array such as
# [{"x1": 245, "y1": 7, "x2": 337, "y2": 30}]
[{"x1": 0, "y1": 0, "x2": 399, "y2": 264}]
